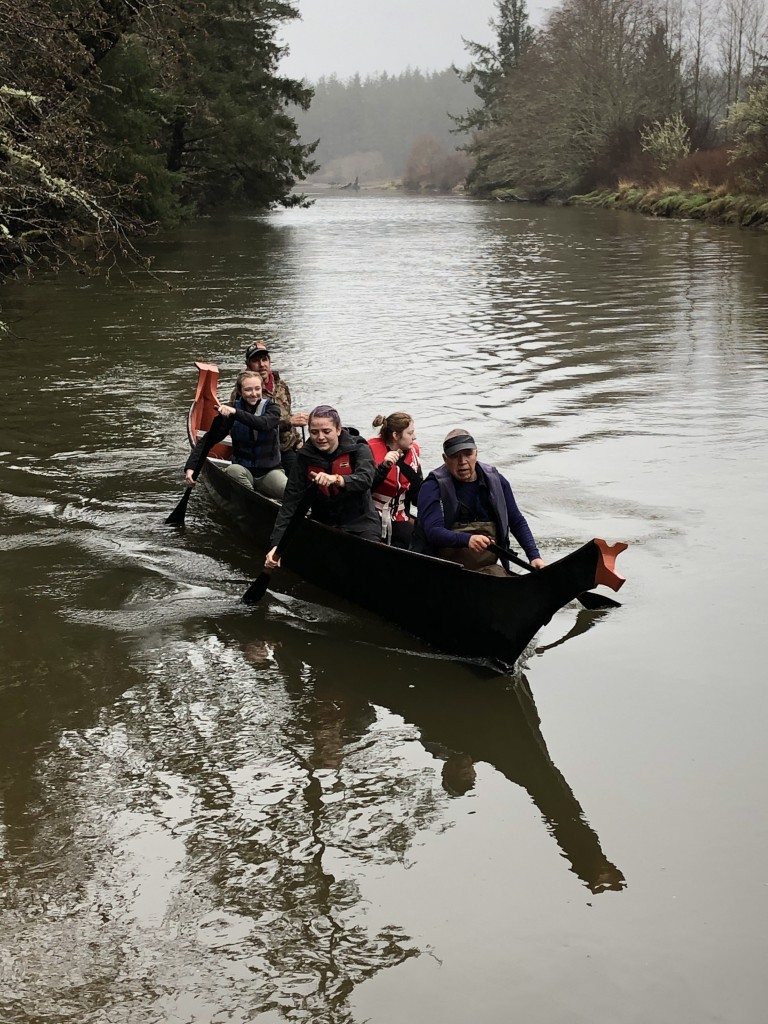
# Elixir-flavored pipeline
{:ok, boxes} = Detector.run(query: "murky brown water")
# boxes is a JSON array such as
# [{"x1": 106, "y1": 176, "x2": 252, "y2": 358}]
[{"x1": 1, "y1": 193, "x2": 767, "y2": 1023}]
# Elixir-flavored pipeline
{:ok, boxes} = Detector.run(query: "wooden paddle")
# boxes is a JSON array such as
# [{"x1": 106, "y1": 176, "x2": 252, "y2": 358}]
[
  {"x1": 487, "y1": 541, "x2": 621, "y2": 610},
  {"x1": 241, "y1": 484, "x2": 316, "y2": 605},
  {"x1": 165, "y1": 417, "x2": 226, "y2": 527}
]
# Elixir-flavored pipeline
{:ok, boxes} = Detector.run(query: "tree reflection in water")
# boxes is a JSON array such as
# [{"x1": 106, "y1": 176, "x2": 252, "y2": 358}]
[{"x1": 0, "y1": 614, "x2": 623, "y2": 1023}]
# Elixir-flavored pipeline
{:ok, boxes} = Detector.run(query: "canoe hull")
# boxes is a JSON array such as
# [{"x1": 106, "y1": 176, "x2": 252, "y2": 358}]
[{"x1": 199, "y1": 458, "x2": 612, "y2": 667}]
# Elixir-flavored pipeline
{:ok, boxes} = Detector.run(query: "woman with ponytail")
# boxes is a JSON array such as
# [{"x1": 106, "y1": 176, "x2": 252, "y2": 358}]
[{"x1": 367, "y1": 411, "x2": 422, "y2": 548}]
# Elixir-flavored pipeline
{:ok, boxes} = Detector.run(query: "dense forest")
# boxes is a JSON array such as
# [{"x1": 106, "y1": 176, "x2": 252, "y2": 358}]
[
  {"x1": 291, "y1": 69, "x2": 474, "y2": 186},
  {"x1": 462, "y1": 0, "x2": 768, "y2": 200},
  {"x1": 0, "y1": 0, "x2": 315, "y2": 287}
]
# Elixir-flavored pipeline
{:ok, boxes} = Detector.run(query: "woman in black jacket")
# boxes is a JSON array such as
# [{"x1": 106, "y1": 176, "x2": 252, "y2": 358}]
[
  {"x1": 265, "y1": 405, "x2": 379, "y2": 567},
  {"x1": 185, "y1": 370, "x2": 285, "y2": 499}
]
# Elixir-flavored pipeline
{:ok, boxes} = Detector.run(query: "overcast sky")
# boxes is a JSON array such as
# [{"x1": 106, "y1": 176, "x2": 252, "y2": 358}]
[{"x1": 279, "y1": 0, "x2": 552, "y2": 82}]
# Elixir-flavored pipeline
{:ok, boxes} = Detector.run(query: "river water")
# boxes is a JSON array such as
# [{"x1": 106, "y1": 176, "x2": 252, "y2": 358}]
[{"x1": 1, "y1": 192, "x2": 767, "y2": 1023}]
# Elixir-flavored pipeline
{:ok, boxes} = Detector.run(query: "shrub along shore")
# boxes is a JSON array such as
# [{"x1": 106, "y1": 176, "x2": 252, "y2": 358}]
[{"x1": 568, "y1": 184, "x2": 768, "y2": 231}]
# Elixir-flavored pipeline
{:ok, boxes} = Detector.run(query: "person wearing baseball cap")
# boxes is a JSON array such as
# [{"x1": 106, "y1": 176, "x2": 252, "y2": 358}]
[
  {"x1": 410, "y1": 429, "x2": 546, "y2": 573},
  {"x1": 240, "y1": 342, "x2": 308, "y2": 474}
]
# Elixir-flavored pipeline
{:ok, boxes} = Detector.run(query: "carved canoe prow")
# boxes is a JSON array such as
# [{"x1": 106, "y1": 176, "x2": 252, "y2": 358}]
[{"x1": 593, "y1": 539, "x2": 628, "y2": 592}]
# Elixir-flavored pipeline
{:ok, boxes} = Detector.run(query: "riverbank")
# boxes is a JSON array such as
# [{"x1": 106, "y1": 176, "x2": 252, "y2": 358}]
[{"x1": 569, "y1": 183, "x2": 768, "y2": 230}]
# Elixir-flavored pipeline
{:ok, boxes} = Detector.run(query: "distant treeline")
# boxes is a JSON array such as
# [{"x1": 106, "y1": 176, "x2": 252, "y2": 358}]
[{"x1": 292, "y1": 69, "x2": 475, "y2": 186}]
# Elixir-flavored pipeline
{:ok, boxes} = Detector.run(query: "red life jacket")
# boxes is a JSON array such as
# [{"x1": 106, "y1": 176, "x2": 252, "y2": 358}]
[
  {"x1": 305, "y1": 450, "x2": 354, "y2": 496},
  {"x1": 367, "y1": 437, "x2": 421, "y2": 521}
]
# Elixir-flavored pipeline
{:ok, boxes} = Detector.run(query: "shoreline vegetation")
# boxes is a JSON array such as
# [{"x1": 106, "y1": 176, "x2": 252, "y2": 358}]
[
  {"x1": 485, "y1": 183, "x2": 768, "y2": 231},
  {"x1": 291, "y1": 0, "x2": 768, "y2": 237},
  {"x1": 567, "y1": 183, "x2": 768, "y2": 231},
  {"x1": 451, "y1": 1, "x2": 768, "y2": 236}
]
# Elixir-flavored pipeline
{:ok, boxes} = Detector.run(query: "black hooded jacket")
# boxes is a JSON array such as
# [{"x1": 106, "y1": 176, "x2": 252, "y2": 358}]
[{"x1": 270, "y1": 429, "x2": 379, "y2": 546}]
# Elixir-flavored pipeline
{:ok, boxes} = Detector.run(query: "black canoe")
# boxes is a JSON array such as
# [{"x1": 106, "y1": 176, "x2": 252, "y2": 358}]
[{"x1": 186, "y1": 362, "x2": 627, "y2": 668}]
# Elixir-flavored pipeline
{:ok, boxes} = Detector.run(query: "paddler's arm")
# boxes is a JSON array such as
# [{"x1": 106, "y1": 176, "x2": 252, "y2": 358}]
[
  {"x1": 269, "y1": 461, "x2": 306, "y2": 548},
  {"x1": 400, "y1": 459, "x2": 423, "y2": 513},
  {"x1": 183, "y1": 415, "x2": 230, "y2": 485},
  {"x1": 277, "y1": 378, "x2": 293, "y2": 423},
  {"x1": 502, "y1": 477, "x2": 546, "y2": 567},
  {"x1": 416, "y1": 479, "x2": 474, "y2": 548},
  {"x1": 232, "y1": 402, "x2": 281, "y2": 432},
  {"x1": 373, "y1": 449, "x2": 400, "y2": 486}
]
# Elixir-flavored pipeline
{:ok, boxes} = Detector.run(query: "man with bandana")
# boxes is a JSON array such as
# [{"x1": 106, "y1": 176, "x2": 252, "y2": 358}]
[{"x1": 411, "y1": 429, "x2": 546, "y2": 573}]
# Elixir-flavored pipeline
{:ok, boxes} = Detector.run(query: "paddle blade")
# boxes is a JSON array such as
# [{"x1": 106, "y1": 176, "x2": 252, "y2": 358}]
[
  {"x1": 165, "y1": 487, "x2": 192, "y2": 526},
  {"x1": 242, "y1": 484, "x2": 314, "y2": 606},
  {"x1": 576, "y1": 590, "x2": 622, "y2": 610},
  {"x1": 242, "y1": 570, "x2": 272, "y2": 605}
]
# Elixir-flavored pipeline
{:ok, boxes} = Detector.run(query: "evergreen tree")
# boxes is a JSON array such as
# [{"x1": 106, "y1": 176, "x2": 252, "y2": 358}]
[
  {"x1": 161, "y1": 0, "x2": 316, "y2": 212},
  {"x1": 90, "y1": 40, "x2": 186, "y2": 227},
  {"x1": 1, "y1": 0, "x2": 314, "y2": 289},
  {"x1": 454, "y1": 0, "x2": 536, "y2": 132}
]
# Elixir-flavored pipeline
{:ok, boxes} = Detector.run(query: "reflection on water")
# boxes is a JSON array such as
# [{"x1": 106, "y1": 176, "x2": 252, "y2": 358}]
[
  {"x1": 0, "y1": 612, "x2": 622, "y2": 1022},
  {"x1": 0, "y1": 634, "x2": 417, "y2": 1022},
  {"x1": 1, "y1": 193, "x2": 767, "y2": 1023}
]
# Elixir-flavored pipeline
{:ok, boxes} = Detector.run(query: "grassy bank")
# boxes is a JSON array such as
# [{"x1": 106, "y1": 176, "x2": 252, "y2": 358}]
[{"x1": 570, "y1": 183, "x2": 768, "y2": 230}]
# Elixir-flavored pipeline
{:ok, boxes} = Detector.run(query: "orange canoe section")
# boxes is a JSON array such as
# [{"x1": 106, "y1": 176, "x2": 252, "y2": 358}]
[
  {"x1": 593, "y1": 539, "x2": 628, "y2": 592},
  {"x1": 191, "y1": 362, "x2": 232, "y2": 461}
]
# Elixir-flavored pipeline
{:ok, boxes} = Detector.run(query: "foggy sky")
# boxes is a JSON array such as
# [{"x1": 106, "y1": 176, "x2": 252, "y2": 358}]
[{"x1": 279, "y1": 0, "x2": 552, "y2": 82}]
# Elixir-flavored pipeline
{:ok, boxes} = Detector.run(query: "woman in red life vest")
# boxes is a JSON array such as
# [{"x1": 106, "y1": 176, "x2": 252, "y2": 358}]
[
  {"x1": 265, "y1": 405, "x2": 380, "y2": 569},
  {"x1": 367, "y1": 411, "x2": 422, "y2": 548}
]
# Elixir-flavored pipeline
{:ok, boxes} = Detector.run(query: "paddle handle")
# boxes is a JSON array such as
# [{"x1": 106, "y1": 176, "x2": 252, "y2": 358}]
[
  {"x1": 273, "y1": 483, "x2": 316, "y2": 559},
  {"x1": 487, "y1": 540, "x2": 536, "y2": 572}
]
